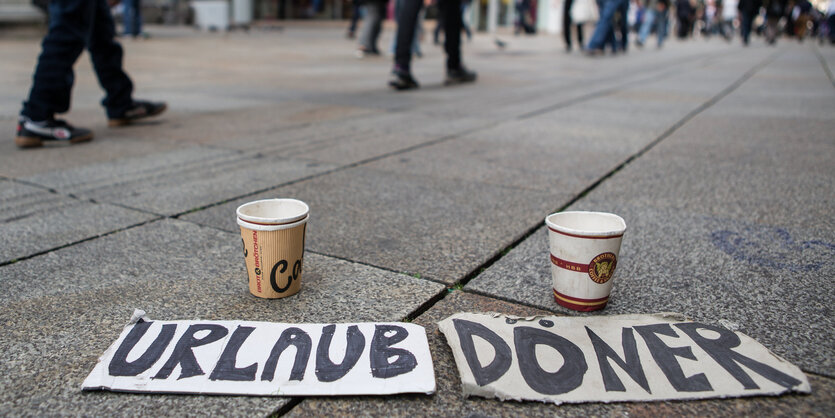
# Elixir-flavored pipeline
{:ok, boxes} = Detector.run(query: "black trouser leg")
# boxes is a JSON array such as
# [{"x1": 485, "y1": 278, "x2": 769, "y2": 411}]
[
  {"x1": 88, "y1": 0, "x2": 133, "y2": 118},
  {"x1": 563, "y1": 0, "x2": 574, "y2": 47},
  {"x1": 440, "y1": 0, "x2": 462, "y2": 70},
  {"x1": 394, "y1": 0, "x2": 422, "y2": 72}
]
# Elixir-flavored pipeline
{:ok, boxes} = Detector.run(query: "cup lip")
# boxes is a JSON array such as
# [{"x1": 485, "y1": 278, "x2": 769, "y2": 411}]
[
  {"x1": 238, "y1": 214, "x2": 309, "y2": 231},
  {"x1": 236, "y1": 198, "x2": 309, "y2": 225},
  {"x1": 545, "y1": 211, "x2": 626, "y2": 238}
]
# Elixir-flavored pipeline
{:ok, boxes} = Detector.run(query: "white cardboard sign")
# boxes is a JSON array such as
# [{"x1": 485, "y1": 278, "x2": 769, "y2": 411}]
[
  {"x1": 438, "y1": 312, "x2": 809, "y2": 404},
  {"x1": 83, "y1": 310, "x2": 435, "y2": 396}
]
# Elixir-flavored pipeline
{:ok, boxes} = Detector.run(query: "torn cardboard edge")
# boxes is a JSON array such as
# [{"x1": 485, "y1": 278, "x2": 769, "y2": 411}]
[
  {"x1": 82, "y1": 310, "x2": 436, "y2": 396},
  {"x1": 438, "y1": 312, "x2": 810, "y2": 405}
]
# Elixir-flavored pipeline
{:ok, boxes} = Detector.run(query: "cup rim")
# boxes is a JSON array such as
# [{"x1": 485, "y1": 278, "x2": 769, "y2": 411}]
[
  {"x1": 237, "y1": 214, "x2": 309, "y2": 231},
  {"x1": 236, "y1": 198, "x2": 309, "y2": 225},
  {"x1": 545, "y1": 211, "x2": 626, "y2": 238}
]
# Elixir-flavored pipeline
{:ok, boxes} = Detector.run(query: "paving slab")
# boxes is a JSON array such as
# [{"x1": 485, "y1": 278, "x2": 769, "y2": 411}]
[
  {"x1": 182, "y1": 165, "x2": 560, "y2": 283},
  {"x1": 288, "y1": 291, "x2": 833, "y2": 417},
  {"x1": 0, "y1": 218, "x2": 444, "y2": 415},
  {"x1": 0, "y1": 179, "x2": 158, "y2": 264},
  {"x1": 20, "y1": 145, "x2": 337, "y2": 216},
  {"x1": 469, "y1": 47, "x2": 835, "y2": 377}
]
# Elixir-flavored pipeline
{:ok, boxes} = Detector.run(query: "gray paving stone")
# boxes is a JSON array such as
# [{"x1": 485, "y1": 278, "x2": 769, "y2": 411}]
[
  {"x1": 0, "y1": 218, "x2": 444, "y2": 415},
  {"x1": 287, "y1": 291, "x2": 833, "y2": 417},
  {"x1": 20, "y1": 146, "x2": 337, "y2": 216},
  {"x1": 0, "y1": 179, "x2": 158, "y2": 264},
  {"x1": 182, "y1": 166, "x2": 561, "y2": 283}
]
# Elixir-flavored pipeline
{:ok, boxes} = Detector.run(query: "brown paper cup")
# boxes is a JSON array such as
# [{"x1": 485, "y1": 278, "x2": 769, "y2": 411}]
[
  {"x1": 237, "y1": 199, "x2": 309, "y2": 299},
  {"x1": 239, "y1": 216, "x2": 307, "y2": 298}
]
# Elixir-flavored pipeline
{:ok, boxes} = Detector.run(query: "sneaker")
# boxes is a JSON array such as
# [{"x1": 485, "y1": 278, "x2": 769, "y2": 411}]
[
  {"x1": 108, "y1": 100, "x2": 167, "y2": 127},
  {"x1": 444, "y1": 66, "x2": 477, "y2": 86},
  {"x1": 15, "y1": 117, "x2": 93, "y2": 148},
  {"x1": 388, "y1": 68, "x2": 420, "y2": 91},
  {"x1": 355, "y1": 47, "x2": 381, "y2": 59}
]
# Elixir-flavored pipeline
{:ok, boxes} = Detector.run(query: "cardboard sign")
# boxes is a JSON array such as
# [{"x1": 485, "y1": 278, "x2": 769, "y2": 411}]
[
  {"x1": 438, "y1": 313, "x2": 809, "y2": 404},
  {"x1": 83, "y1": 310, "x2": 435, "y2": 396}
]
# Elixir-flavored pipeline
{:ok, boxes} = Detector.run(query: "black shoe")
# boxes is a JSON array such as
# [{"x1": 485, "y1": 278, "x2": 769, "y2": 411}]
[
  {"x1": 15, "y1": 117, "x2": 93, "y2": 148},
  {"x1": 108, "y1": 100, "x2": 167, "y2": 127},
  {"x1": 388, "y1": 69, "x2": 420, "y2": 91},
  {"x1": 444, "y1": 66, "x2": 477, "y2": 85}
]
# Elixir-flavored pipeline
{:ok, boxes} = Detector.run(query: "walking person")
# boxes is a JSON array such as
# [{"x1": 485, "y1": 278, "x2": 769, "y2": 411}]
[
  {"x1": 565, "y1": 0, "x2": 597, "y2": 52},
  {"x1": 356, "y1": 0, "x2": 387, "y2": 57},
  {"x1": 389, "y1": 0, "x2": 476, "y2": 90},
  {"x1": 763, "y1": 0, "x2": 786, "y2": 44},
  {"x1": 122, "y1": 0, "x2": 145, "y2": 38},
  {"x1": 586, "y1": 0, "x2": 628, "y2": 54},
  {"x1": 635, "y1": 0, "x2": 670, "y2": 48},
  {"x1": 15, "y1": 0, "x2": 166, "y2": 148},
  {"x1": 738, "y1": 0, "x2": 761, "y2": 44},
  {"x1": 391, "y1": 0, "x2": 424, "y2": 57}
]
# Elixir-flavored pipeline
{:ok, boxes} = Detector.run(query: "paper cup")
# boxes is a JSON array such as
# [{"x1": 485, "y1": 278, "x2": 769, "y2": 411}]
[
  {"x1": 545, "y1": 211, "x2": 626, "y2": 311},
  {"x1": 237, "y1": 199, "x2": 309, "y2": 299}
]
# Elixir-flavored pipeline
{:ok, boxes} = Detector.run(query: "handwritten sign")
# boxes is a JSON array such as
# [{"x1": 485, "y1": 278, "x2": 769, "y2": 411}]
[
  {"x1": 438, "y1": 313, "x2": 809, "y2": 404},
  {"x1": 83, "y1": 310, "x2": 435, "y2": 396}
]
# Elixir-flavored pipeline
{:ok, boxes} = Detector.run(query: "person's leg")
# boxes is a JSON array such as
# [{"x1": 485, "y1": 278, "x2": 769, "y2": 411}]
[
  {"x1": 638, "y1": 7, "x2": 655, "y2": 44},
  {"x1": 587, "y1": 0, "x2": 618, "y2": 50},
  {"x1": 740, "y1": 10, "x2": 752, "y2": 44},
  {"x1": 123, "y1": 0, "x2": 135, "y2": 36},
  {"x1": 359, "y1": 1, "x2": 383, "y2": 52},
  {"x1": 564, "y1": 0, "x2": 575, "y2": 49},
  {"x1": 576, "y1": 22, "x2": 584, "y2": 47},
  {"x1": 440, "y1": 0, "x2": 463, "y2": 70},
  {"x1": 394, "y1": 0, "x2": 422, "y2": 72},
  {"x1": 618, "y1": 0, "x2": 628, "y2": 50},
  {"x1": 656, "y1": 8, "x2": 668, "y2": 46},
  {"x1": 88, "y1": 0, "x2": 134, "y2": 118},
  {"x1": 22, "y1": 0, "x2": 93, "y2": 121}
]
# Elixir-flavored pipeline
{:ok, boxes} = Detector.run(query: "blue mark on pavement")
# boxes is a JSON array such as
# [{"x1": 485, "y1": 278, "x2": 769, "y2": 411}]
[{"x1": 711, "y1": 226, "x2": 835, "y2": 272}]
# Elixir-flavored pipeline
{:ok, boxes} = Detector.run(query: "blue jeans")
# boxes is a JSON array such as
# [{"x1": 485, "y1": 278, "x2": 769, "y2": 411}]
[
  {"x1": 123, "y1": 0, "x2": 142, "y2": 36},
  {"x1": 587, "y1": 0, "x2": 628, "y2": 50},
  {"x1": 22, "y1": 0, "x2": 133, "y2": 121},
  {"x1": 638, "y1": 8, "x2": 668, "y2": 47}
]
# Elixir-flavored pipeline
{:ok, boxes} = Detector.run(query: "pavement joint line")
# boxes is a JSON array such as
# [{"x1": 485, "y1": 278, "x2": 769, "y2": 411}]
[
  {"x1": 812, "y1": 45, "x2": 835, "y2": 87},
  {"x1": 0, "y1": 216, "x2": 164, "y2": 268}
]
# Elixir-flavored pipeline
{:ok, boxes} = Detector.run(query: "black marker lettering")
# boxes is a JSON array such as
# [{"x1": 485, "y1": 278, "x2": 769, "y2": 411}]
[
  {"x1": 370, "y1": 325, "x2": 417, "y2": 378},
  {"x1": 514, "y1": 326, "x2": 587, "y2": 395},
  {"x1": 209, "y1": 326, "x2": 258, "y2": 381},
  {"x1": 262, "y1": 327, "x2": 312, "y2": 382},
  {"x1": 452, "y1": 319, "x2": 513, "y2": 387},
  {"x1": 315, "y1": 325, "x2": 365, "y2": 382},
  {"x1": 109, "y1": 320, "x2": 176, "y2": 376},
  {"x1": 675, "y1": 322, "x2": 802, "y2": 390},
  {"x1": 586, "y1": 326, "x2": 651, "y2": 393},
  {"x1": 634, "y1": 324, "x2": 713, "y2": 392},
  {"x1": 153, "y1": 324, "x2": 229, "y2": 380}
]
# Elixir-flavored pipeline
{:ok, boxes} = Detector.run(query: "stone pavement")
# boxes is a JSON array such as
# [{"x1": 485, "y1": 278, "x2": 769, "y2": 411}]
[{"x1": 1, "y1": 22, "x2": 833, "y2": 416}]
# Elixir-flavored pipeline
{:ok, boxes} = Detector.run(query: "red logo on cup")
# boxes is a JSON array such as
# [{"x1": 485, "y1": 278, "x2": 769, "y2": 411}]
[{"x1": 588, "y1": 252, "x2": 617, "y2": 284}]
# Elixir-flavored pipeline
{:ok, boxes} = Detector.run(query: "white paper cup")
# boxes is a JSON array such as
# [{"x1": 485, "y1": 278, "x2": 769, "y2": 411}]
[
  {"x1": 237, "y1": 199, "x2": 309, "y2": 299},
  {"x1": 545, "y1": 211, "x2": 626, "y2": 311},
  {"x1": 237, "y1": 198, "x2": 309, "y2": 226}
]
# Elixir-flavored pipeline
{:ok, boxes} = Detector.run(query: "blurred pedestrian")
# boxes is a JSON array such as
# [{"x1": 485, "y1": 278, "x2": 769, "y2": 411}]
[
  {"x1": 636, "y1": 0, "x2": 670, "y2": 47},
  {"x1": 122, "y1": 0, "x2": 146, "y2": 38},
  {"x1": 356, "y1": 0, "x2": 387, "y2": 57},
  {"x1": 389, "y1": 0, "x2": 476, "y2": 90},
  {"x1": 586, "y1": 0, "x2": 628, "y2": 54},
  {"x1": 763, "y1": 0, "x2": 786, "y2": 44},
  {"x1": 515, "y1": 0, "x2": 537, "y2": 34},
  {"x1": 738, "y1": 0, "x2": 761, "y2": 44},
  {"x1": 565, "y1": 0, "x2": 597, "y2": 52},
  {"x1": 391, "y1": 0, "x2": 424, "y2": 57},
  {"x1": 15, "y1": 0, "x2": 166, "y2": 148},
  {"x1": 347, "y1": 0, "x2": 363, "y2": 39},
  {"x1": 676, "y1": 0, "x2": 696, "y2": 38}
]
